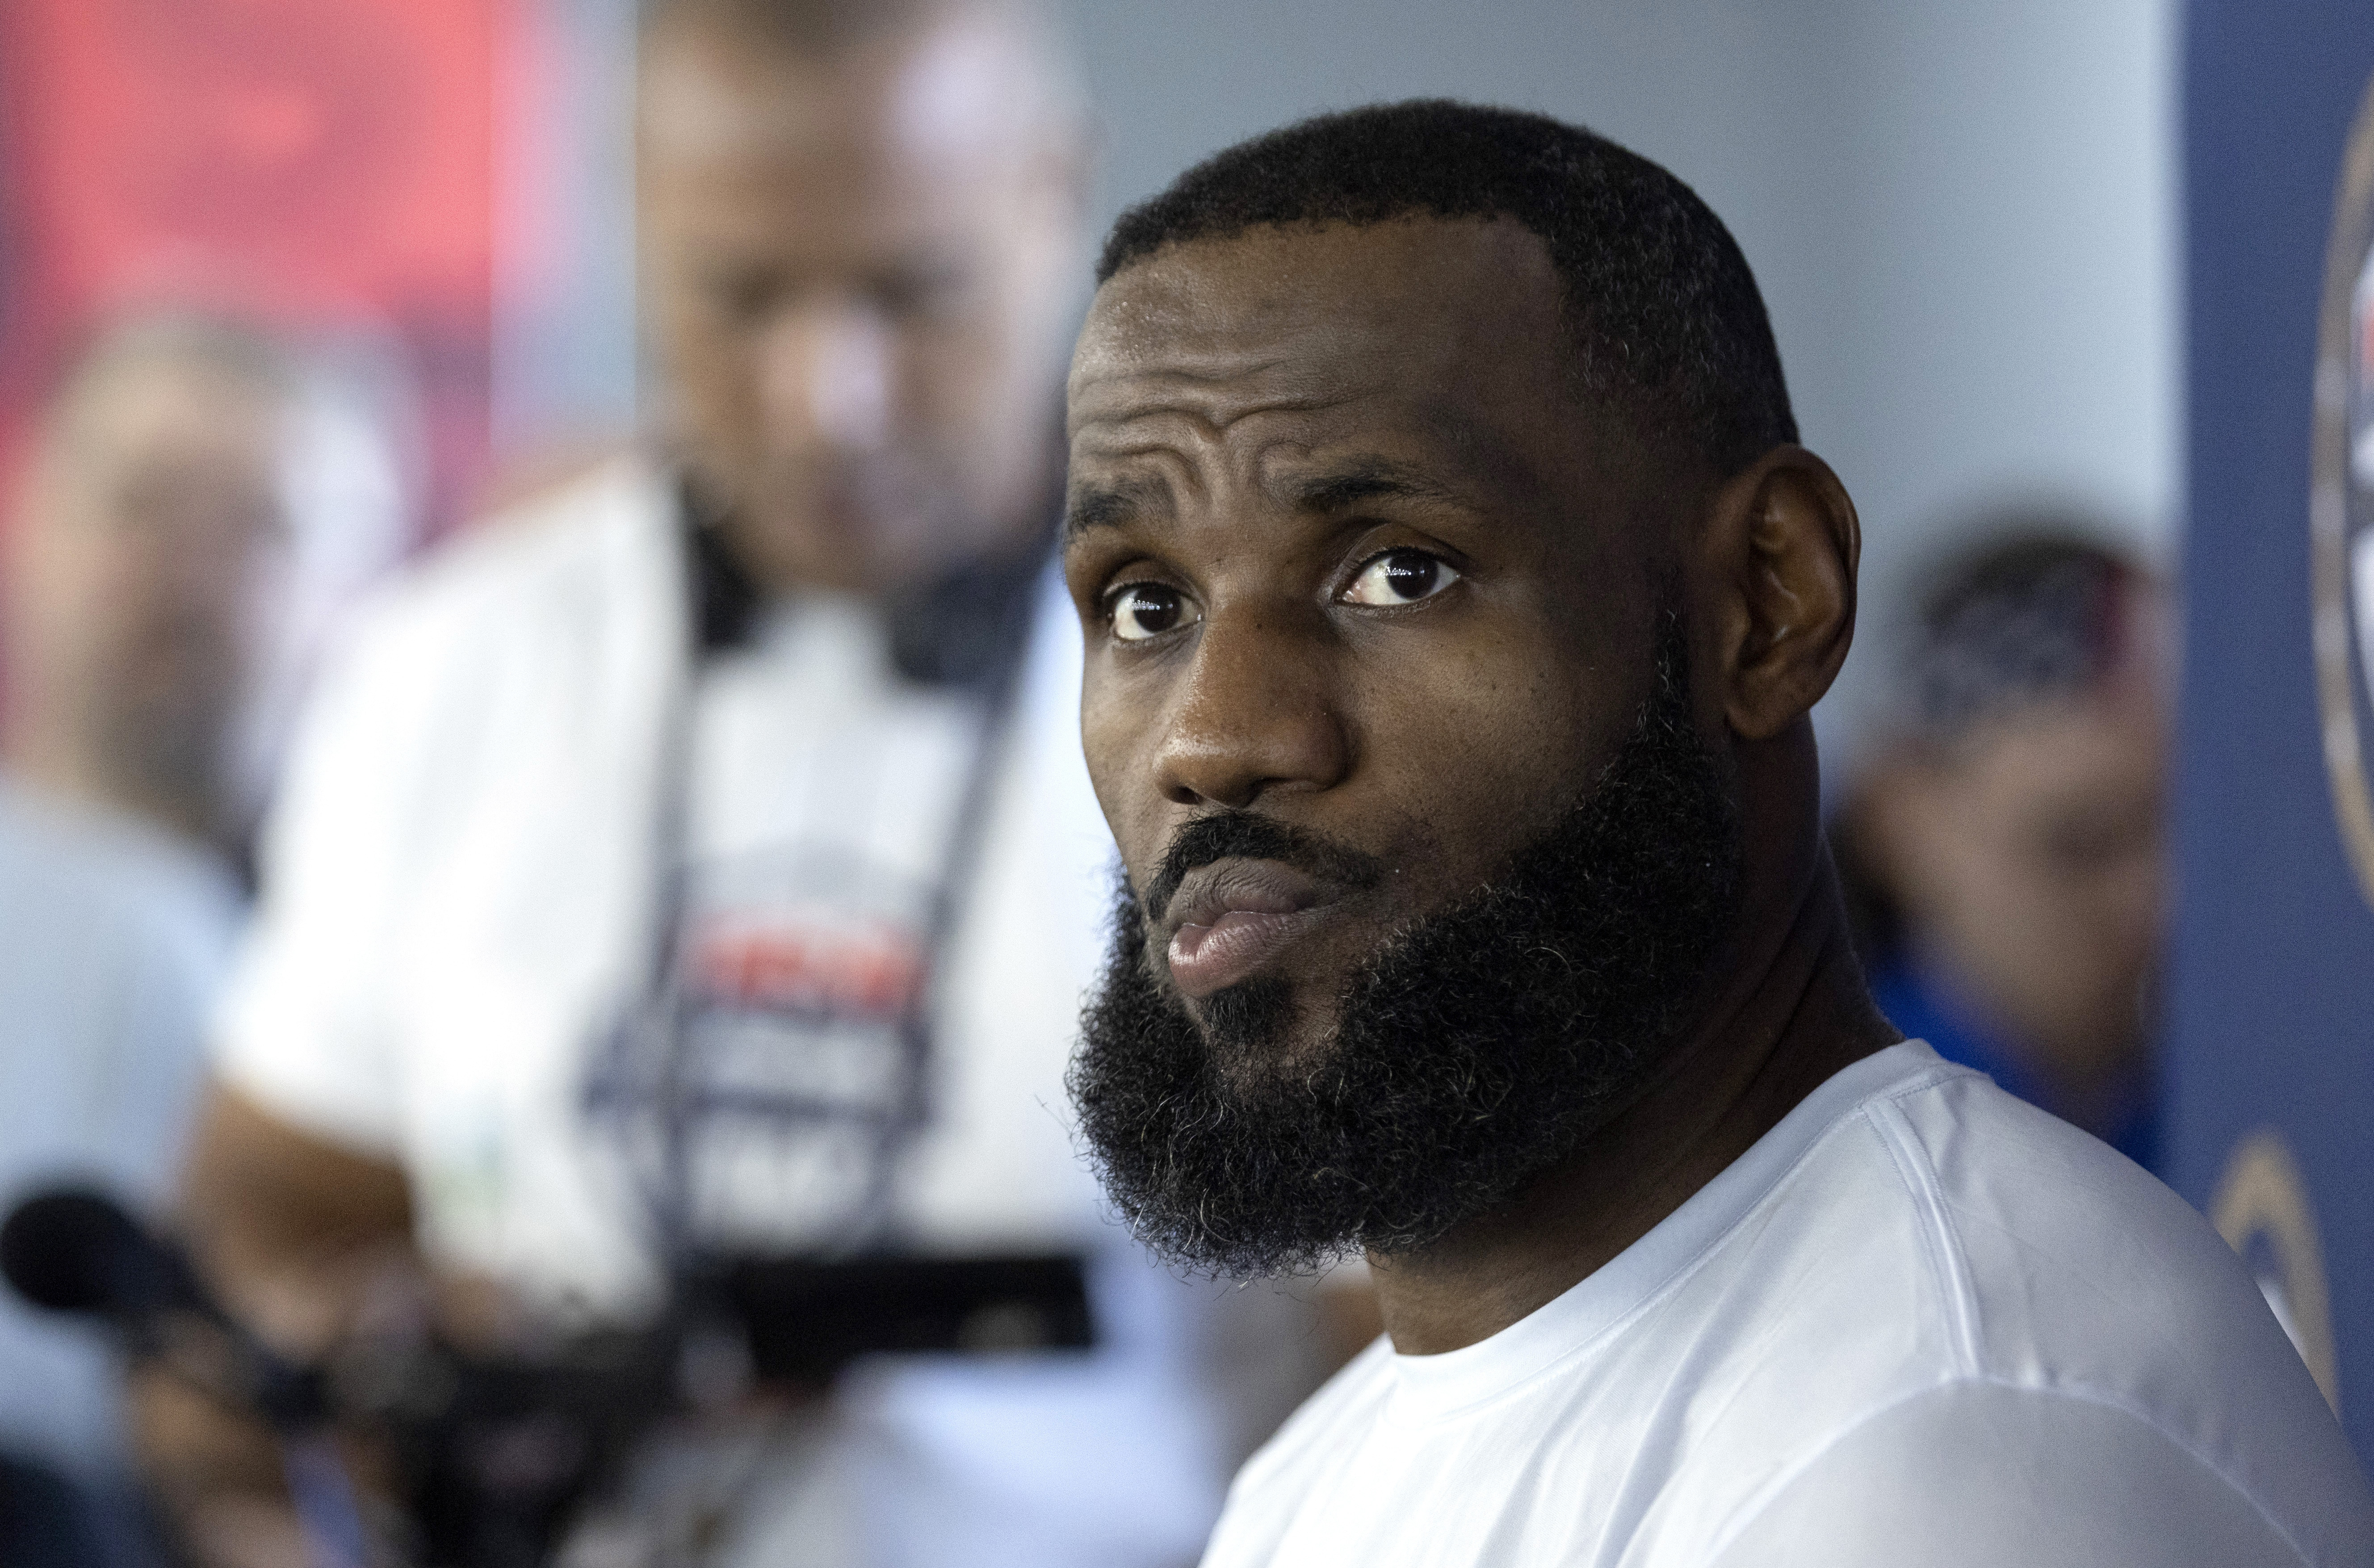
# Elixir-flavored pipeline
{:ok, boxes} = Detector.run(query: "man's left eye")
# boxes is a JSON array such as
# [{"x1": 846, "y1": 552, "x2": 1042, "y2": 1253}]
[{"x1": 1342, "y1": 550, "x2": 1461, "y2": 607}]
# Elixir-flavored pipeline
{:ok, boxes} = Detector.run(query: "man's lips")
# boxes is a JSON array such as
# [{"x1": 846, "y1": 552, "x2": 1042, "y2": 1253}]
[{"x1": 1161, "y1": 859, "x2": 1338, "y2": 998}]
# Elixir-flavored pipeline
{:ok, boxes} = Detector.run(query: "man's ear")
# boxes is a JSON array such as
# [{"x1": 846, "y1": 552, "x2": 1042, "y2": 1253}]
[{"x1": 1699, "y1": 446, "x2": 1859, "y2": 741}]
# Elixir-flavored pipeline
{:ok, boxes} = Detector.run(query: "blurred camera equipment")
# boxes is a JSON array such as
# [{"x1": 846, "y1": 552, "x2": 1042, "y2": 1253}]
[{"x1": 2, "y1": 1184, "x2": 1093, "y2": 1568}]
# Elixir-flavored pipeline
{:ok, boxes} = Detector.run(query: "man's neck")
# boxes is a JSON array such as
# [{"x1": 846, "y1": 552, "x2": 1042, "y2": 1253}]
[
  {"x1": 1368, "y1": 852, "x2": 1898, "y2": 1356},
  {"x1": 6, "y1": 732, "x2": 221, "y2": 849}
]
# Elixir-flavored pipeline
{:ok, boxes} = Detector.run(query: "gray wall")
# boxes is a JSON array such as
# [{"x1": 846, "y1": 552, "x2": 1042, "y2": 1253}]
[
  {"x1": 494, "y1": 0, "x2": 643, "y2": 456},
  {"x1": 1066, "y1": 0, "x2": 2178, "y2": 752}
]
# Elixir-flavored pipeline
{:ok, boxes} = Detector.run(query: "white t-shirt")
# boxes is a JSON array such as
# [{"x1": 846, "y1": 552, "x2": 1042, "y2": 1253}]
[
  {"x1": 1205, "y1": 1043, "x2": 2374, "y2": 1568},
  {"x1": 214, "y1": 459, "x2": 1227, "y2": 1566}
]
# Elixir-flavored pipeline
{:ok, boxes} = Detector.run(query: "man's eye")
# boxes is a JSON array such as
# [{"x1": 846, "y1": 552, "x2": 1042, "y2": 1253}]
[
  {"x1": 1111, "y1": 583, "x2": 1200, "y2": 642},
  {"x1": 874, "y1": 267, "x2": 973, "y2": 320},
  {"x1": 704, "y1": 272, "x2": 781, "y2": 325},
  {"x1": 1342, "y1": 549, "x2": 1460, "y2": 607}
]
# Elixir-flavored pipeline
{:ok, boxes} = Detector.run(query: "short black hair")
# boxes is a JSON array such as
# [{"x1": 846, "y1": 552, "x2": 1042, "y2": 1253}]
[
  {"x1": 1097, "y1": 100, "x2": 1796, "y2": 475},
  {"x1": 1897, "y1": 528, "x2": 2146, "y2": 740}
]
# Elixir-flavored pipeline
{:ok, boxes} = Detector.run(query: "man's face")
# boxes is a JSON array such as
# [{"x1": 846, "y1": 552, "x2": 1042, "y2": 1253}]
[
  {"x1": 14, "y1": 361, "x2": 293, "y2": 808},
  {"x1": 1068, "y1": 219, "x2": 1675, "y2": 1052},
  {"x1": 1063, "y1": 220, "x2": 1743, "y2": 1270},
  {"x1": 638, "y1": 9, "x2": 1081, "y2": 596},
  {"x1": 1872, "y1": 684, "x2": 2166, "y2": 1077}
]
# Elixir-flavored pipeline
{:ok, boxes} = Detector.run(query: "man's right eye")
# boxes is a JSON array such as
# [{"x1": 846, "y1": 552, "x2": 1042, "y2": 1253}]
[
  {"x1": 1110, "y1": 583, "x2": 1199, "y2": 642},
  {"x1": 705, "y1": 273, "x2": 782, "y2": 326}
]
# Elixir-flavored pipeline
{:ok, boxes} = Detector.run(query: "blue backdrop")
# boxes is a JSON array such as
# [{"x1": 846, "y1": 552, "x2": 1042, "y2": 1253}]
[{"x1": 2176, "y1": 0, "x2": 2374, "y2": 1460}]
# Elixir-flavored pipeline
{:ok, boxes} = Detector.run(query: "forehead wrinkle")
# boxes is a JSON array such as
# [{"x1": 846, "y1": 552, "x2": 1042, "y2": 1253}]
[
  {"x1": 1070, "y1": 428, "x2": 1214, "y2": 496},
  {"x1": 1063, "y1": 442, "x2": 1205, "y2": 539},
  {"x1": 1070, "y1": 381, "x2": 1356, "y2": 446}
]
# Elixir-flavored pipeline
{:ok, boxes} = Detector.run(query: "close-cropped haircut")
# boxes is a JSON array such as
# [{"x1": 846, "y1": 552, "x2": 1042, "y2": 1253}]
[
  {"x1": 641, "y1": 0, "x2": 1069, "y2": 69},
  {"x1": 1892, "y1": 529, "x2": 2151, "y2": 742},
  {"x1": 640, "y1": 0, "x2": 946, "y2": 52},
  {"x1": 638, "y1": 0, "x2": 1083, "y2": 128},
  {"x1": 1097, "y1": 100, "x2": 1796, "y2": 476}
]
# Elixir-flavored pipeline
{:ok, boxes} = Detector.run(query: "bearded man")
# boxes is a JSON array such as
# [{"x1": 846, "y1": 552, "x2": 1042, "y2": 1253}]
[{"x1": 1061, "y1": 101, "x2": 2374, "y2": 1568}]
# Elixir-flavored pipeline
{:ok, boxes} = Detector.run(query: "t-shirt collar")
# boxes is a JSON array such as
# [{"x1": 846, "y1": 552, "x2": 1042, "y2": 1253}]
[{"x1": 1385, "y1": 1040, "x2": 1959, "y2": 1424}]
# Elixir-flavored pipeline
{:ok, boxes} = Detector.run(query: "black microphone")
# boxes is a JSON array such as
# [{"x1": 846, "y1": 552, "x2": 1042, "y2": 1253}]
[
  {"x1": 0, "y1": 1186, "x2": 327, "y2": 1430},
  {"x1": 3, "y1": 1188, "x2": 372, "y2": 1564},
  {"x1": 3, "y1": 1189, "x2": 208, "y2": 1317}
]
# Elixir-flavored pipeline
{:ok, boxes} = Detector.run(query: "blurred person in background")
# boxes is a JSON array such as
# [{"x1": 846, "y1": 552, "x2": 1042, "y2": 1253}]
[
  {"x1": 5, "y1": 314, "x2": 416, "y2": 868},
  {"x1": 141, "y1": 2, "x2": 1308, "y2": 1566},
  {"x1": 1832, "y1": 528, "x2": 2167, "y2": 1169},
  {"x1": 0, "y1": 312, "x2": 399, "y2": 1563},
  {"x1": 8, "y1": 315, "x2": 300, "y2": 857}
]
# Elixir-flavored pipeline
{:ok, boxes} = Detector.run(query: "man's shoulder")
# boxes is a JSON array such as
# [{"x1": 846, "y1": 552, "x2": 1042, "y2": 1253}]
[
  {"x1": 1515, "y1": 1052, "x2": 2368, "y2": 1563},
  {"x1": 1758, "y1": 1050, "x2": 2292, "y2": 1385},
  {"x1": 352, "y1": 455, "x2": 677, "y2": 667},
  {"x1": 1689, "y1": 1054, "x2": 2371, "y2": 1564},
  {"x1": 264, "y1": 455, "x2": 685, "y2": 839},
  {"x1": 1868, "y1": 1061, "x2": 2295, "y2": 1388},
  {"x1": 0, "y1": 784, "x2": 239, "y2": 945},
  {"x1": 1703, "y1": 1377, "x2": 2355, "y2": 1568}
]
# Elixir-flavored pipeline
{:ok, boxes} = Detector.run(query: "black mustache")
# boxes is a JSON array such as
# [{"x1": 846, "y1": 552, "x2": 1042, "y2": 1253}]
[{"x1": 1142, "y1": 812, "x2": 1387, "y2": 924}]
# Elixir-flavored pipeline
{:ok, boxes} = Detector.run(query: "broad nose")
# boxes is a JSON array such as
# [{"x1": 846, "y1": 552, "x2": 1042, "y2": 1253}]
[
  {"x1": 756, "y1": 299, "x2": 894, "y2": 454},
  {"x1": 1151, "y1": 603, "x2": 1351, "y2": 810}
]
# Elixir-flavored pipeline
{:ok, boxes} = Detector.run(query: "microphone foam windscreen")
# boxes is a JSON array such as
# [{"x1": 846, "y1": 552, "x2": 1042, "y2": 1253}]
[{"x1": 0, "y1": 1189, "x2": 145, "y2": 1313}]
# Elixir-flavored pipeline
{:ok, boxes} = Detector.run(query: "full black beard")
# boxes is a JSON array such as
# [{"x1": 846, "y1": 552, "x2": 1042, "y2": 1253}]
[{"x1": 1067, "y1": 621, "x2": 1742, "y2": 1277}]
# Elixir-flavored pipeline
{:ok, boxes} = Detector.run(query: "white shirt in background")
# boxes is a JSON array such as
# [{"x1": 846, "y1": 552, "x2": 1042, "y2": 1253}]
[
  {"x1": 1204, "y1": 1042, "x2": 2374, "y2": 1568},
  {"x1": 214, "y1": 458, "x2": 1227, "y2": 1568}
]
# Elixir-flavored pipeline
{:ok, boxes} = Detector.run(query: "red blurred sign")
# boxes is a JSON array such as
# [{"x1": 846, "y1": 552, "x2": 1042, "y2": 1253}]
[{"x1": 0, "y1": 0, "x2": 508, "y2": 523}]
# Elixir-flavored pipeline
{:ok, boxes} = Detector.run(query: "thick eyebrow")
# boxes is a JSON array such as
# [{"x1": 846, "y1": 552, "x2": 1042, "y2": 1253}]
[
  {"x1": 1290, "y1": 458, "x2": 1467, "y2": 514},
  {"x1": 1063, "y1": 475, "x2": 1171, "y2": 540}
]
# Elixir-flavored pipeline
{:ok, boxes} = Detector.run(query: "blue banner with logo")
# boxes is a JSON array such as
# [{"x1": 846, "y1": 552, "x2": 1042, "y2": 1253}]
[{"x1": 2176, "y1": 1, "x2": 2374, "y2": 1459}]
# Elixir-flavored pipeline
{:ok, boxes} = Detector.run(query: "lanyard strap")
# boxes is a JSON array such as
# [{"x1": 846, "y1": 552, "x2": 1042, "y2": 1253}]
[{"x1": 616, "y1": 486, "x2": 1044, "y2": 1277}]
